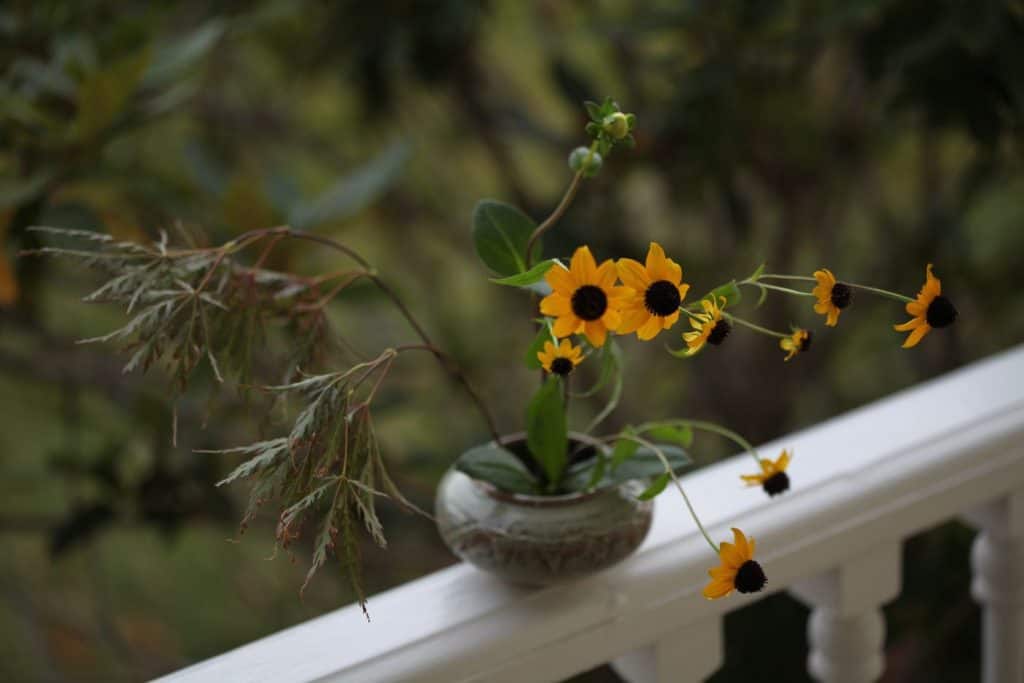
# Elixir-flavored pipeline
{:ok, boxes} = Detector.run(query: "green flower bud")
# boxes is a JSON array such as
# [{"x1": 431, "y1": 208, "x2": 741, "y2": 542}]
[
  {"x1": 602, "y1": 112, "x2": 631, "y2": 139},
  {"x1": 568, "y1": 147, "x2": 603, "y2": 177}
]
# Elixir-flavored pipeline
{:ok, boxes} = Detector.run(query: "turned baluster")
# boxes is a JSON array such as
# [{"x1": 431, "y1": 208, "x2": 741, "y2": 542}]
[{"x1": 789, "y1": 541, "x2": 902, "y2": 683}]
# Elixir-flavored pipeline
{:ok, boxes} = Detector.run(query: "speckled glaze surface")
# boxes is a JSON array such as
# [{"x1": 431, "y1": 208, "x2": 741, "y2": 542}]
[{"x1": 435, "y1": 467, "x2": 653, "y2": 586}]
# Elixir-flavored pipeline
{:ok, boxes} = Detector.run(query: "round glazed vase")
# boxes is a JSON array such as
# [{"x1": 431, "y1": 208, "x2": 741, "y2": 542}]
[{"x1": 435, "y1": 454, "x2": 653, "y2": 586}]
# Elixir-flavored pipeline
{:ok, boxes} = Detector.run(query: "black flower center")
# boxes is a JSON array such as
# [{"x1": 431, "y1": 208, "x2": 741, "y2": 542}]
[
  {"x1": 550, "y1": 357, "x2": 574, "y2": 376},
  {"x1": 571, "y1": 285, "x2": 608, "y2": 321},
  {"x1": 644, "y1": 280, "x2": 681, "y2": 317},
  {"x1": 762, "y1": 472, "x2": 790, "y2": 497},
  {"x1": 830, "y1": 283, "x2": 853, "y2": 309},
  {"x1": 926, "y1": 295, "x2": 958, "y2": 328},
  {"x1": 707, "y1": 319, "x2": 731, "y2": 346},
  {"x1": 799, "y1": 331, "x2": 812, "y2": 352},
  {"x1": 734, "y1": 560, "x2": 767, "y2": 594}
]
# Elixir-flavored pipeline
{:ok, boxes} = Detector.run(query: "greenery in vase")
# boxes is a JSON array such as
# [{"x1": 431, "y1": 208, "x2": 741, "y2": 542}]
[{"x1": 28, "y1": 96, "x2": 958, "y2": 612}]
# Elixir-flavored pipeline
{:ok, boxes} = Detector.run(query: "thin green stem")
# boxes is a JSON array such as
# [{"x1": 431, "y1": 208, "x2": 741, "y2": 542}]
[
  {"x1": 759, "y1": 274, "x2": 913, "y2": 303},
  {"x1": 637, "y1": 419, "x2": 762, "y2": 468},
  {"x1": 845, "y1": 283, "x2": 914, "y2": 303},
  {"x1": 614, "y1": 434, "x2": 719, "y2": 554},
  {"x1": 723, "y1": 312, "x2": 788, "y2": 340},
  {"x1": 525, "y1": 170, "x2": 585, "y2": 268},
  {"x1": 740, "y1": 281, "x2": 815, "y2": 298}
]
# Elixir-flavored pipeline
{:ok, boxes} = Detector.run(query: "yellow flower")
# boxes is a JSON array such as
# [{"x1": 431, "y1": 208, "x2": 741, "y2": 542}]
[
  {"x1": 681, "y1": 296, "x2": 730, "y2": 356},
  {"x1": 540, "y1": 246, "x2": 632, "y2": 348},
  {"x1": 703, "y1": 528, "x2": 766, "y2": 599},
  {"x1": 615, "y1": 242, "x2": 691, "y2": 341},
  {"x1": 779, "y1": 329, "x2": 812, "y2": 362},
  {"x1": 537, "y1": 339, "x2": 583, "y2": 376},
  {"x1": 812, "y1": 269, "x2": 853, "y2": 327},
  {"x1": 741, "y1": 449, "x2": 792, "y2": 496},
  {"x1": 893, "y1": 264, "x2": 957, "y2": 349}
]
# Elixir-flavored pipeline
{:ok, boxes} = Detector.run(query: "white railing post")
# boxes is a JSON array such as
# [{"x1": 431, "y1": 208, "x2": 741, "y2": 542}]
[
  {"x1": 612, "y1": 618, "x2": 723, "y2": 683},
  {"x1": 789, "y1": 541, "x2": 902, "y2": 683},
  {"x1": 965, "y1": 490, "x2": 1024, "y2": 683}
]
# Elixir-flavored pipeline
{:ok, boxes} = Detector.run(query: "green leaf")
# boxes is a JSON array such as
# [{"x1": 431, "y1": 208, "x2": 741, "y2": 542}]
[
  {"x1": 612, "y1": 445, "x2": 691, "y2": 484},
  {"x1": 644, "y1": 424, "x2": 693, "y2": 448},
  {"x1": 289, "y1": 140, "x2": 410, "y2": 230},
  {"x1": 584, "y1": 100, "x2": 603, "y2": 121},
  {"x1": 748, "y1": 262, "x2": 766, "y2": 281},
  {"x1": 638, "y1": 472, "x2": 671, "y2": 500},
  {"x1": 524, "y1": 324, "x2": 552, "y2": 370},
  {"x1": 490, "y1": 259, "x2": 555, "y2": 287},
  {"x1": 472, "y1": 200, "x2": 541, "y2": 277},
  {"x1": 703, "y1": 280, "x2": 742, "y2": 308},
  {"x1": 610, "y1": 437, "x2": 638, "y2": 470},
  {"x1": 73, "y1": 48, "x2": 151, "y2": 141},
  {"x1": 143, "y1": 19, "x2": 225, "y2": 88},
  {"x1": 526, "y1": 376, "x2": 568, "y2": 489},
  {"x1": 454, "y1": 443, "x2": 539, "y2": 495}
]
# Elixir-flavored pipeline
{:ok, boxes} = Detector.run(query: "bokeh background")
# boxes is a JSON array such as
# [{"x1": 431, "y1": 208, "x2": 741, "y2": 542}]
[{"x1": 2, "y1": 1, "x2": 1023, "y2": 681}]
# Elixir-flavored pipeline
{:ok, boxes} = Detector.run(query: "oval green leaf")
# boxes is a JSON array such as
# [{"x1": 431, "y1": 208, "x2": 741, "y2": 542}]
[
  {"x1": 455, "y1": 443, "x2": 539, "y2": 495},
  {"x1": 472, "y1": 200, "x2": 541, "y2": 277}
]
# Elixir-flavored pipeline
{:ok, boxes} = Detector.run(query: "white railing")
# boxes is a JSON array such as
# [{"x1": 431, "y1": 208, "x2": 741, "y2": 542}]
[{"x1": 158, "y1": 346, "x2": 1024, "y2": 683}]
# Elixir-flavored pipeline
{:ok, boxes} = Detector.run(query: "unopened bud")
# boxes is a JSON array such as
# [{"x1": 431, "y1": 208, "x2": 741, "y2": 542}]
[{"x1": 568, "y1": 146, "x2": 603, "y2": 177}]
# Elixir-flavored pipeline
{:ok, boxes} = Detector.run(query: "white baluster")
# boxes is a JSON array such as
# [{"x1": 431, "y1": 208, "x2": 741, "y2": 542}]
[
  {"x1": 963, "y1": 490, "x2": 1024, "y2": 683},
  {"x1": 612, "y1": 618, "x2": 722, "y2": 683},
  {"x1": 789, "y1": 541, "x2": 902, "y2": 683}
]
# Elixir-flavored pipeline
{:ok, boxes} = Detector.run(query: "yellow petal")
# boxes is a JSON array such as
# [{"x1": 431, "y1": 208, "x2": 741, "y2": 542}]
[
  {"x1": 540, "y1": 293, "x2": 572, "y2": 316},
  {"x1": 826, "y1": 308, "x2": 839, "y2": 327},
  {"x1": 924, "y1": 263, "x2": 940, "y2": 297},
  {"x1": 661, "y1": 311, "x2": 680, "y2": 329},
  {"x1": 601, "y1": 308, "x2": 622, "y2": 331},
  {"x1": 902, "y1": 323, "x2": 930, "y2": 349},
  {"x1": 545, "y1": 264, "x2": 576, "y2": 294},
  {"x1": 637, "y1": 315, "x2": 663, "y2": 341},
  {"x1": 618, "y1": 309, "x2": 650, "y2": 334},
  {"x1": 703, "y1": 579, "x2": 734, "y2": 600},
  {"x1": 731, "y1": 528, "x2": 752, "y2": 561},
  {"x1": 740, "y1": 474, "x2": 766, "y2": 485},
  {"x1": 893, "y1": 318, "x2": 922, "y2": 332},
  {"x1": 645, "y1": 242, "x2": 669, "y2": 281},
  {"x1": 596, "y1": 260, "x2": 618, "y2": 289},
  {"x1": 663, "y1": 257, "x2": 683, "y2": 285},
  {"x1": 616, "y1": 258, "x2": 650, "y2": 290},
  {"x1": 584, "y1": 321, "x2": 608, "y2": 347},
  {"x1": 776, "y1": 450, "x2": 791, "y2": 471},
  {"x1": 570, "y1": 246, "x2": 597, "y2": 284},
  {"x1": 719, "y1": 541, "x2": 743, "y2": 569},
  {"x1": 677, "y1": 283, "x2": 690, "y2": 303},
  {"x1": 552, "y1": 315, "x2": 581, "y2": 338}
]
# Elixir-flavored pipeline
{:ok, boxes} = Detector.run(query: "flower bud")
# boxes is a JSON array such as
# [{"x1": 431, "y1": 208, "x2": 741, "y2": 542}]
[
  {"x1": 602, "y1": 112, "x2": 631, "y2": 139},
  {"x1": 568, "y1": 146, "x2": 603, "y2": 177}
]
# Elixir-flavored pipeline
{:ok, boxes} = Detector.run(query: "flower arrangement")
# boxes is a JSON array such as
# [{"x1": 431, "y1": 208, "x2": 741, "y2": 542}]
[{"x1": 27, "y1": 97, "x2": 957, "y2": 611}]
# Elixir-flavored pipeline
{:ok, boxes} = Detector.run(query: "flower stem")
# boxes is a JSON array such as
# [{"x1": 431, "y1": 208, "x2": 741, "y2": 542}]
[
  {"x1": 740, "y1": 280, "x2": 815, "y2": 298},
  {"x1": 723, "y1": 312, "x2": 788, "y2": 340},
  {"x1": 524, "y1": 141, "x2": 597, "y2": 267},
  {"x1": 614, "y1": 433, "x2": 719, "y2": 554},
  {"x1": 758, "y1": 274, "x2": 913, "y2": 303}
]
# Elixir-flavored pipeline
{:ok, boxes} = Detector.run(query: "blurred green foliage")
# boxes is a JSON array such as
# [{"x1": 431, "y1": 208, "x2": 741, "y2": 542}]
[{"x1": 2, "y1": 0, "x2": 1022, "y2": 680}]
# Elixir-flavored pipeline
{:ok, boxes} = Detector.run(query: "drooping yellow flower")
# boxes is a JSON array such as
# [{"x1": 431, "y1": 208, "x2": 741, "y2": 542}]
[
  {"x1": 812, "y1": 269, "x2": 853, "y2": 327},
  {"x1": 779, "y1": 329, "x2": 812, "y2": 362},
  {"x1": 537, "y1": 339, "x2": 583, "y2": 376},
  {"x1": 615, "y1": 242, "x2": 691, "y2": 341},
  {"x1": 540, "y1": 246, "x2": 632, "y2": 348},
  {"x1": 682, "y1": 296, "x2": 730, "y2": 356},
  {"x1": 703, "y1": 528, "x2": 766, "y2": 599},
  {"x1": 741, "y1": 449, "x2": 792, "y2": 496},
  {"x1": 893, "y1": 264, "x2": 957, "y2": 349}
]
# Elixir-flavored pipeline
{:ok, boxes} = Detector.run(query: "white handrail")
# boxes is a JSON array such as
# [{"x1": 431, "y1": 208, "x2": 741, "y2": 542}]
[{"x1": 157, "y1": 345, "x2": 1024, "y2": 683}]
